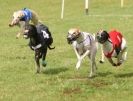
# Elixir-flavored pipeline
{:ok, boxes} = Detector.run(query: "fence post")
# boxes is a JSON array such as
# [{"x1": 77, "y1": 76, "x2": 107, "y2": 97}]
[
  {"x1": 85, "y1": 0, "x2": 89, "y2": 15},
  {"x1": 121, "y1": 0, "x2": 124, "y2": 8},
  {"x1": 61, "y1": 0, "x2": 65, "y2": 19}
]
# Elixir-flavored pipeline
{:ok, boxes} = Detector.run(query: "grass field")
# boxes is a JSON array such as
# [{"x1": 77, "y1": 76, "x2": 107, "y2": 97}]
[{"x1": 0, "y1": 0, "x2": 133, "y2": 101}]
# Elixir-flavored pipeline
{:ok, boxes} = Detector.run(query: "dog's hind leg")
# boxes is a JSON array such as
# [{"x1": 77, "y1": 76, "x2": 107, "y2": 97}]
[
  {"x1": 117, "y1": 38, "x2": 127, "y2": 65},
  {"x1": 89, "y1": 59, "x2": 95, "y2": 78},
  {"x1": 35, "y1": 51, "x2": 41, "y2": 73},
  {"x1": 89, "y1": 51, "x2": 97, "y2": 78},
  {"x1": 121, "y1": 38, "x2": 127, "y2": 62},
  {"x1": 117, "y1": 47, "x2": 127, "y2": 65},
  {"x1": 122, "y1": 51, "x2": 127, "y2": 61},
  {"x1": 72, "y1": 42, "x2": 81, "y2": 69},
  {"x1": 42, "y1": 48, "x2": 47, "y2": 67}
]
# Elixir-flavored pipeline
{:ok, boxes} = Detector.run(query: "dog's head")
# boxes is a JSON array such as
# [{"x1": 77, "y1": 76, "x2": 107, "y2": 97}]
[
  {"x1": 24, "y1": 24, "x2": 37, "y2": 39},
  {"x1": 9, "y1": 11, "x2": 25, "y2": 27},
  {"x1": 67, "y1": 28, "x2": 81, "y2": 44},
  {"x1": 96, "y1": 30, "x2": 109, "y2": 44}
]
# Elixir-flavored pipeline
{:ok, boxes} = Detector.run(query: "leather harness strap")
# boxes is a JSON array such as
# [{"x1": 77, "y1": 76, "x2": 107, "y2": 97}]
[{"x1": 78, "y1": 32, "x2": 92, "y2": 45}]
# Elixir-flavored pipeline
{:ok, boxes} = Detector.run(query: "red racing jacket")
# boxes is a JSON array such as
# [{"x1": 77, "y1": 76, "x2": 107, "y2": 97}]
[{"x1": 104, "y1": 30, "x2": 123, "y2": 58}]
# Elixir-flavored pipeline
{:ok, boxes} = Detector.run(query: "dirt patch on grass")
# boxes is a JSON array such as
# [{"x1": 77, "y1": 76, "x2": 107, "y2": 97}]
[
  {"x1": 83, "y1": 78, "x2": 113, "y2": 88},
  {"x1": 63, "y1": 87, "x2": 82, "y2": 95},
  {"x1": 89, "y1": 80, "x2": 110, "y2": 88}
]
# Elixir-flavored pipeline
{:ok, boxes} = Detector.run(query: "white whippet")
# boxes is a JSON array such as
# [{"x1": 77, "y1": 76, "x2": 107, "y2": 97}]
[{"x1": 67, "y1": 28, "x2": 98, "y2": 77}]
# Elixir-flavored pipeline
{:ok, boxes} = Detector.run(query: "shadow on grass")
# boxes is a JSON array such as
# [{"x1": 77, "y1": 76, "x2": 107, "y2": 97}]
[
  {"x1": 97, "y1": 71, "x2": 113, "y2": 77},
  {"x1": 1, "y1": 54, "x2": 27, "y2": 60},
  {"x1": 42, "y1": 67, "x2": 68, "y2": 75},
  {"x1": 114, "y1": 72, "x2": 133, "y2": 78}
]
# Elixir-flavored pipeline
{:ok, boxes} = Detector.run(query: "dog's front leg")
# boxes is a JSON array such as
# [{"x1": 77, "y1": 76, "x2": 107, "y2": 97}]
[
  {"x1": 42, "y1": 48, "x2": 48, "y2": 67},
  {"x1": 16, "y1": 21, "x2": 26, "y2": 38},
  {"x1": 72, "y1": 43, "x2": 81, "y2": 69},
  {"x1": 100, "y1": 45, "x2": 105, "y2": 63},
  {"x1": 76, "y1": 50, "x2": 90, "y2": 69},
  {"x1": 107, "y1": 58, "x2": 117, "y2": 66},
  {"x1": 35, "y1": 51, "x2": 40, "y2": 73},
  {"x1": 72, "y1": 42, "x2": 80, "y2": 59},
  {"x1": 89, "y1": 49, "x2": 97, "y2": 78},
  {"x1": 73, "y1": 47, "x2": 81, "y2": 69},
  {"x1": 81, "y1": 50, "x2": 90, "y2": 60}
]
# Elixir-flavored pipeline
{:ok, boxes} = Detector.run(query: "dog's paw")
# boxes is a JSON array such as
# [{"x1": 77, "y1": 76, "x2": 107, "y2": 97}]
[
  {"x1": 88, "y1": 73, "x2": 96, "y2": 78},
  {"x1": 112, "y1": 63, "x2": 117, "y2": 66},
  {"x1": 9, "y1": 24, "x2": 13, "y2": 27},
  {"x1": 16, "y1": 37, "x2": 19, "y2": 39},
  {"x1": 116, "y1": 62, "x2": 122, "y2": 66},
  {"x1": 99, "y1": 60, "x2": 104, "y2": 64},
  {"x1": 36, "y1": 69, "x2": 41, "y2": 74},
  {"x1": 42, "y1": 60, "x2": 47, "y2": 67}
]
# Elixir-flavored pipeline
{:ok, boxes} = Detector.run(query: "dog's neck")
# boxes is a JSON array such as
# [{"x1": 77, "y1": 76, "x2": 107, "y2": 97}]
[
  {"x1": 102, "y1": 39, "x2": 114, "y2": 54},
  {"x1": 76, "y1": 33, "x2": 84, "y2": 44}
]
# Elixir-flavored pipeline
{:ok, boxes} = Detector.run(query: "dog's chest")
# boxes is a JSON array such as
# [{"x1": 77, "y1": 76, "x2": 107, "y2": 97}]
[
  {"x1": 76, "y1": 42, "x2": 91, "y2": 55},
  {"x1": 30, "y1": 37, "x2": 39, "y2": 46},
  {"x1": 76, "y1": 34, "x2": 92, "y2": 55},
  {"x1": 103, "y1": 41, "x2": 117, "y2": 57},
  {"x1": 76, "y1": 43, "x2": 85, "y2": 54}
]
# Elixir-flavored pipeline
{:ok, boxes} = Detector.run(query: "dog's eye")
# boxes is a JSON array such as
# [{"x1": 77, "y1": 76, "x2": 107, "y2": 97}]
[
  {"x1": 18, "y1": 16, "x2": 22, "y2": 19},
  {"x1": 73, "y1": 32, "x2": 76, "y2": 35}
]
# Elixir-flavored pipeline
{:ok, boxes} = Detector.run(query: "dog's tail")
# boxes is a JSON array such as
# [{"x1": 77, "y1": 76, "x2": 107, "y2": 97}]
[{"x1": 48, "y1": 45, "x2": 55, "y2": 50}]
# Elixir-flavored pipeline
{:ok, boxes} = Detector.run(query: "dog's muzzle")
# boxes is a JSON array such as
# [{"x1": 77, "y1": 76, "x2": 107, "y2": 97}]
[
  {"x1": 96, "y1": 35, "x2": 104, "y2": 44},
  {"x1": 96, "y1": 31, "x2": 109, "y2": 44},
  {"x1": 67, "y1": 37, "x2": 73, "y2": 44},
  {"x1": 9, "y1": 18, "x2": 20, "y2": 27},
  {"x1": 67, "y1": 34, "x2": 78, "y2": 44},
  {"x1": 67, "y1": 36, "x2": 77, "y2": 44}
]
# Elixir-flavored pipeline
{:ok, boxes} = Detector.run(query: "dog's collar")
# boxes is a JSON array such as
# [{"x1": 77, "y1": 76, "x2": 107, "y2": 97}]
[{"x1": 78, "y1": 33, "x2": 92, "y2": 45}]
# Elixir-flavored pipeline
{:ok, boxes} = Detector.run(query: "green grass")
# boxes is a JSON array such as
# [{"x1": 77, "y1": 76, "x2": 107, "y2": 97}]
[{"x1": 0, "y1": 0, "x2": 133, "y2": 101}]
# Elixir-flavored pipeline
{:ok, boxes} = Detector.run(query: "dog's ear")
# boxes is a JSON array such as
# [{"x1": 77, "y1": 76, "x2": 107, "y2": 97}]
[
  {"x1": 97, "y1": 29, "x2": 104, "y2": 35},
  {"x1": 74, "y1": 28, "x2": 80, "y2": 36},
  {"x1": 18, "y1": 11, "x2": 24, "y2": 18},
  {"x1": 68, "y1": 28, "x2": 81, "y2": 36}
]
